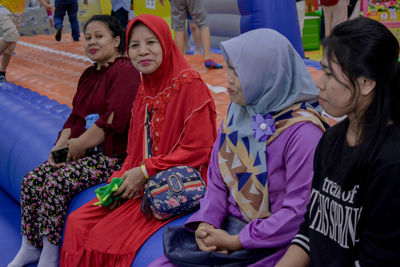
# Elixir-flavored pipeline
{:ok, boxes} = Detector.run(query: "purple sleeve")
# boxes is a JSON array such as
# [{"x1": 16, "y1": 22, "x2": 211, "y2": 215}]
[
  {"x1": 185, "y1": 125, "x2": 229, "y2": 231},
  {"x1": 239, "y1": 122, "x2": 323, "y2": 249}
]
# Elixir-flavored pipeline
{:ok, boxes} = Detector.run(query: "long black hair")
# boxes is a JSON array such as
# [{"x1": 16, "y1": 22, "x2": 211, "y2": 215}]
[
  {"x1": 84, "y1": 15, "x2": 126, "y2": 54},
  {"x1": 323, "y1": 17, "x2": 400, "y2": 188}
]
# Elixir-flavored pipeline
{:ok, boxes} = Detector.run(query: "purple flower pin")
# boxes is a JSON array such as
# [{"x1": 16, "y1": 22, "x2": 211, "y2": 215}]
[{"x1": 250, "y1": 114, "x2": 275, "y2": 142}]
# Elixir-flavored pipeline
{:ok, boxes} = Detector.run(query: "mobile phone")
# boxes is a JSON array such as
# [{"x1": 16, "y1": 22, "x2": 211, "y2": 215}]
[{"x1": 51, "y1": 146, "x2": 69, "y2": 164}]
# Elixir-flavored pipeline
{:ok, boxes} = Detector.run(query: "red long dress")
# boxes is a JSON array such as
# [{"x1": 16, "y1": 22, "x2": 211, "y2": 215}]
[{"x1": 60, "y1": 14, "x2": 217, "y2": 266}]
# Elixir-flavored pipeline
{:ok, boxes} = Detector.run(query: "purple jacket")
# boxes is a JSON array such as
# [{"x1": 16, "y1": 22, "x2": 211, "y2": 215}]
[{"x1": 186, "y1": 121, "x2": 322, "y2": 266}]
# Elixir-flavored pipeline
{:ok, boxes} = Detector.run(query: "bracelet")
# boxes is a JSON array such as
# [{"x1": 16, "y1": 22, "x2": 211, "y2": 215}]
[{"x1": 141, "y1": 164, "x2": 149, "y2": 180}]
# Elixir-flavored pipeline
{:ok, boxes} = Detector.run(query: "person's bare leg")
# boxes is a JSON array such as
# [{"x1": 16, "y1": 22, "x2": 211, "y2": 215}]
[
  {"x1": 174, "y1": 30, "x2": 185, "y2": 55},
  {"x1": 1, "y1": 51, "x2": 13, "y2": 72},
  {"x1": 184, "y1": 28, "x2": 190, "y2": 53},
  {"x1": 0, "y1": 40, "x2": 12, "y2": 56},
  {"x1": 199, "y1": 26, "x2": 211, "y2": 60},
  {"x1": 0, "y1": 42, "x2": 14, "y2": 81},
  {"x1": 189, "y1": 22, "x2": 201, "y2": 54},
  {"x1": 199, "y1": 26, "x2": 222, "y2": 69}
]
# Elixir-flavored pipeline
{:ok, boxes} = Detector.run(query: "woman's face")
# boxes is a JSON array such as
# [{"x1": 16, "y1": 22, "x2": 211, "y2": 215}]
[
  {"x1": 316, "y1": 54, "x2": 356, "y2": 118},
  {"x1": 128, "y1": 24, "x2": 163, "y2": 75},
  {"x1": 84, "y1": 21, "x2": 120, "y2": 66},
  {"x1": 226, "y1": 59, "x2": 246, "y2": 106}
]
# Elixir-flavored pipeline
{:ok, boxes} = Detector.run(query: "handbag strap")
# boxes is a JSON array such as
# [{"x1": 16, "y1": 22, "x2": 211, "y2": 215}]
[
  {"x1": 144, "y1": 104, "x2": 153, "y2": 159},
  {"x1": 142, "y1": 104, "x2": 153, "y2": 220}
]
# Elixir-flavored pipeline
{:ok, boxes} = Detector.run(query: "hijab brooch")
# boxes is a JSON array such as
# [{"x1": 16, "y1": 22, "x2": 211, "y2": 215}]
[{"x1": 251, "y1": 114, "x2": 275, "y2": 142}]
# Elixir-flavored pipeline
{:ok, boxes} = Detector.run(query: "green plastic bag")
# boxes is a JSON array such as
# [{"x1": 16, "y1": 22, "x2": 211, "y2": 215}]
[{"x1": 94, "y1": 177, "x2": 124, "y2": 206}]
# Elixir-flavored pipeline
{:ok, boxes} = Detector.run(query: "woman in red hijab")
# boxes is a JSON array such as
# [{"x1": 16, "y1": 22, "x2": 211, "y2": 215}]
[{"x1": 60, "y1": 14, "x2": 217, "y2": 266}]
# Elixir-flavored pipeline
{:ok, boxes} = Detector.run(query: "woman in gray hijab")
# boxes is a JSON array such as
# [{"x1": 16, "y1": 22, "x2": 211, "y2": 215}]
[{"x1": 151, "y1": 28, "x2": 329, "y2": 267}]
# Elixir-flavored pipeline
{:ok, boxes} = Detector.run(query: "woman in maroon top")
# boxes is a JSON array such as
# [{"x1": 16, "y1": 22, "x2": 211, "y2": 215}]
[{"x1": 8, "y1": 15, "x2": 140, "y2": 267}]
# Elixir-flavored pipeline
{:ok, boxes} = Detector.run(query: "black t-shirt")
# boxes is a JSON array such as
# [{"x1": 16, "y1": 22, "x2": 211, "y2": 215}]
[{"x1": 292, "y1": 123, "x2": 400, "y2": 266}]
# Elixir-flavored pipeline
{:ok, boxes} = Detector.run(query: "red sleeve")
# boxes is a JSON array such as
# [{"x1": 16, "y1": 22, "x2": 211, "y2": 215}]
[{"x1": 144, "y1": 101, "x2": 216, "y2": 178}]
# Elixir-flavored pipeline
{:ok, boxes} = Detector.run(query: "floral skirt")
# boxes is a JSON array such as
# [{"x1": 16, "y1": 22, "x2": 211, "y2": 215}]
[{"x1": 20, "y1": 152, "x2": 122, "y2": 248}]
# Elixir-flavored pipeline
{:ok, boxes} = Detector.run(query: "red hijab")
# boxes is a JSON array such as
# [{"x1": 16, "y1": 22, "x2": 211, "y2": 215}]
[{"x1": 126, "y1": 14, "x2": 191, "y2": 97}]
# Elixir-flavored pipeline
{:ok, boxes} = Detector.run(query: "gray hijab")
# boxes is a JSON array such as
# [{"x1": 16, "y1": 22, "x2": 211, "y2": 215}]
[{"x1": 221, "y1": 28, "x2": 318, "y2": 114}]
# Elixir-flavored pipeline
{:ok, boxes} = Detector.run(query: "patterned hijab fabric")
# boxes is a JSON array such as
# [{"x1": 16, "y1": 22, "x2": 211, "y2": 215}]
[{"x1": 218, "y1": 28, "x2": 325, "y2": 221}]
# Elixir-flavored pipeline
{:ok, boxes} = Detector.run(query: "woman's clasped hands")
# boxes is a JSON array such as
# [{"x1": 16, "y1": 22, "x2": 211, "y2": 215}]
[{"x1": 195, "y1": 222, "x2": 243, "y2": 254}]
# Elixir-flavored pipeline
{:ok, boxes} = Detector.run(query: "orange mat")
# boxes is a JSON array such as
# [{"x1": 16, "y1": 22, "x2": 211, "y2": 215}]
[{"x1": 5, "y1": 34, "x2": 322, "y2": 126}]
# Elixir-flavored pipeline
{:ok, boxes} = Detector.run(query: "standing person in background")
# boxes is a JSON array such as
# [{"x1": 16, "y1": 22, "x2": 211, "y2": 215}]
[
  {"x1": 41, "y1": 0, "x2": 55, "y2": 28},
  {"x1": 54, "y1": 0, "x2": 87, "y2": 42},
  {"x1": 276, "y1": 17, "x2": 400, "y2": 267},
  {"x1": 110, "y1": 0, "x2": 130, "y2": 29},
  {"x1": 158, "y1": 0, "x2": 223, "y2": 69},
  {"x1": 296, "y1": 0, "x2": 305, "y2": 36},
  {"x1": 45, "y1": 4, "x2": 55, "y2": 28},
  {"x1": 0, "y1": 0, "x2": 54, "y2": 82},
  {"x1": 7, "y1": 15, "x2": 140, "y2": 267},
  {"x1": 320, "y1": 0, "x2": 348, "y2": 37}
]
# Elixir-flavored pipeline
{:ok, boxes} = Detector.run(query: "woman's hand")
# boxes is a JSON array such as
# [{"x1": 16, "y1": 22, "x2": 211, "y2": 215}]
[
  {"x1": 48, "y1": 146, "x2": 66, "y2": 168},
  {"x1": 113, "y1": 167, "x2": 146, "y2": 199},
  {"x1": 66, "y1": 138, "x2": 86, "y2": 161},
  {"x1": 195, "y1": 222, "x2": 218, "y2": 252},
  {"x1": 196, "y1": 225, "x2": 243, "y2": 253}
]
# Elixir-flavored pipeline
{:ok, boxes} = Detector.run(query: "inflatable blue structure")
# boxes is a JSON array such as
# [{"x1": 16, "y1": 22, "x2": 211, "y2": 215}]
[
  {"x1": 205, "y1": 0, "x2": 305, "y2": 58},
  {"x1": 0, "y1": 83, "x2": 70, "y2": 267}
]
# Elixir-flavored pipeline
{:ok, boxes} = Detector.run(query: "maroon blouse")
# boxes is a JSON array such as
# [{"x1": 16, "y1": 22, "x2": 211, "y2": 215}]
[{"x1": 62, "y1": 57, "x2": 140, "y2": 157}]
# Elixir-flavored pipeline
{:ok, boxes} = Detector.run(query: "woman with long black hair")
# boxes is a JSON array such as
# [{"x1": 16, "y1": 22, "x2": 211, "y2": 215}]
[{"x1": 277, "y1": 17, "x2": 400, "y2": 267}]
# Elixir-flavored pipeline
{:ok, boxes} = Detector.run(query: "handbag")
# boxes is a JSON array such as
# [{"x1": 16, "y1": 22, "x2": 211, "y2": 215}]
[
  {"x1": 140, "y1": 105, "x2": 206, "y2": 220},
  {"x1": 141, "y1": 165, "x2": 206, "y2": 220},
  {"x1": 163, "y1": 216, "x2": 277, "y2": 267}
]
